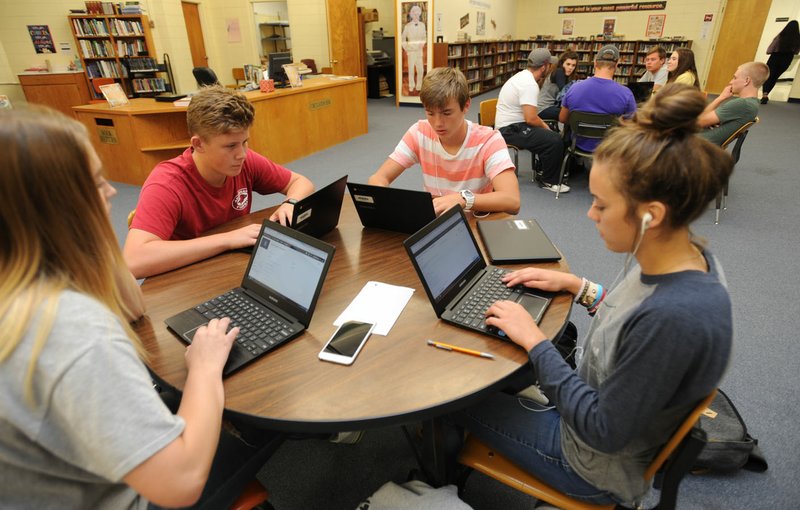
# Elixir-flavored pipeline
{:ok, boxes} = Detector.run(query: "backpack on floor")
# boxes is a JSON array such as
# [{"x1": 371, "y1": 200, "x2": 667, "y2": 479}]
[{"x1": 692, "y1": 389, "x2": 768, "y2": 473}]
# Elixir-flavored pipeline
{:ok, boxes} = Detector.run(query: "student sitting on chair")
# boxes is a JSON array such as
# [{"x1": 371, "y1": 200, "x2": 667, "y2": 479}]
[
  {"x1": 637, "y1": 45, "x2": 668, "y2": 93},
  {"x1": 559, "y1": 45, "x2": 637, "y2": 154},
  {"x1": 495, "y1": 48, "x2": 566, "y2": 194},
  {"x1": 0, "y1": 107, "x2": 279, "y2": 509},
  {"x1": 697, "y1": 61, "x2": 768, "y2": 146},
  {"x1": 124, "y1": 85, "x2": 314, "y2": 278},
  {"x1": 368, "y1": 66, "x2": 519, "y2": 216},
  {"x1": 451, "y1": 84, "x2": 734, "y2": 505}
]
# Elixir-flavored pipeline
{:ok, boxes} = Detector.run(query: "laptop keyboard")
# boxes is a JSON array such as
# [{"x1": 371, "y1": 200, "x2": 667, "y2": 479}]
[
  {"x1": 450, "y1": 268, "x2": 520, "y2": 334},
  {"x1": 195, "y1": 290, "x2": 300, "y2": 358}
]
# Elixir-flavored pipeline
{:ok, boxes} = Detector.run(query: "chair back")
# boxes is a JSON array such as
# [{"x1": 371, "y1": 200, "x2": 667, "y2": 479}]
[
  {"x1": 644, "y1": 390, "x2": 717, "y2": 481},
  {"x1": 232, "y1": 67, "x2": 246, "y2": 84},
  {"x1": 301, "y1": 59, "x2": 318, "y2": 74},
  {"x1": 565, "y1": 111, "x2": 617, "y2": 143},
  {"x1": 479, "y1": 98, "x2": 498, "y2": 128},
  {"x1": 192, "y1": 67, "x2": 219, "y2": 87},
  {"x1": 720, "y1": 117, "x2": 758, "y2": 164},
  {"x1": 92, "y1": 77, "x2": 116, "y2": 95}
]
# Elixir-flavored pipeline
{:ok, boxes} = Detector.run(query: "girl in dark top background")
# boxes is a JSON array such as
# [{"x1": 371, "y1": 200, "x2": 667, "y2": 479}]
[
  {"x1": 538, "y1": 51, "x2": 579, "y2": 120},
  {"x1": 761, "y1": 20, "x2": 800, "y2": 104}
]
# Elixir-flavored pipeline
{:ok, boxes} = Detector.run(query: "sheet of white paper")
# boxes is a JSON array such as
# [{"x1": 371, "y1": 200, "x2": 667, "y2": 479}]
[{"x1": 333, "y1": 281, "x2": 414, "y2": 336}]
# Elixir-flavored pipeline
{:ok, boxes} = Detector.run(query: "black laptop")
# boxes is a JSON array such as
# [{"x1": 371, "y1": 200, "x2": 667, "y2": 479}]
[
  {"x1": 347, "y1": 182, "x2": 436, "y2": 234},
  {"x1": 477, "y1": 218, "x2": 562, "y2": 264},
  {"x1": 166, "y1": 219, "x2": 335, "y2": 376},
  {"x1": 291, "y1": 175, "x2": 347, "y2": 238},
  {"x1": 403, "y1": 206, "x2": 552, "y2": 340},
  {"x1": 627, "y1": 81, "x2": 654, "y2": 103}
]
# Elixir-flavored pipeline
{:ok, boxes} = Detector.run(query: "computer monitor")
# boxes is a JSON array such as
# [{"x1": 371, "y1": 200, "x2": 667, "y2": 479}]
[{"x1": 268, "y1": 52, "x2": 293, "y2": 87}]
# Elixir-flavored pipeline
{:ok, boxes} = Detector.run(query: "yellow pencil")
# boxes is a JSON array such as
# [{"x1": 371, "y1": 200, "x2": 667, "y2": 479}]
[{"x1": 426, "y1": 339, "x2": 494, "y2": 359}]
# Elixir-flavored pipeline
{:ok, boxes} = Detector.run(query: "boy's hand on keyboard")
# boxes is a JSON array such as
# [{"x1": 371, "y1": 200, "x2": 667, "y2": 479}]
[
  {"x1": 502, "y1": 268, "x2": 582, "y2": 295},
  {"x1": 185, "y1": 317, "x2": 238, "y2": 377},
  {"x1": 485, "y1": 301, "x2": 548, "y2": 352}
]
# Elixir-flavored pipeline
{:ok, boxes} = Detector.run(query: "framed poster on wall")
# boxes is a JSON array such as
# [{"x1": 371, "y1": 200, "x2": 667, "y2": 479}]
[{"x1": 396, "y1": 0, "x2": 434, "y2": 105}]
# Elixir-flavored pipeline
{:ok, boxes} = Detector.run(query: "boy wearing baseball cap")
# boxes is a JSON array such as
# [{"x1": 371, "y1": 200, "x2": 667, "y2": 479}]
[
  {"x1": 495, "y1": 48, "x2": 567, "y2": 193},
  {"x1": 560, "y1": 45, "x2": 637, "y2": 153}
]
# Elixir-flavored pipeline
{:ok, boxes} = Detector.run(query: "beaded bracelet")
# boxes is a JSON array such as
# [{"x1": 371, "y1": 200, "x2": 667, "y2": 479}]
[
  {"x1": 587, "y1": 284, "x2": 606, "y2": 312},
  {"x1": 575, "y1": 277, "x2": 589, "y2": 304}
]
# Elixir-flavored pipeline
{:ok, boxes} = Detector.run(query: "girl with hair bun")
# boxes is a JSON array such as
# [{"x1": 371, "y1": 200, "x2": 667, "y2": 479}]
[{"x1": 453, "y1": 83, "x2": 734, "y2": 505}]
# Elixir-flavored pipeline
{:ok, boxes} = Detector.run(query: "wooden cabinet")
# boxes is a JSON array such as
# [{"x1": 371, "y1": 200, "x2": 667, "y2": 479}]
[
  {"x1": 69, "y1": 14, "x2": 165, "y2": 99},
  {"x1": 434, "y1": 38, "x2": 692, "y2": 96},
  {"x1": 18, "y1": 71, "x2": 92, "y2": 118}
]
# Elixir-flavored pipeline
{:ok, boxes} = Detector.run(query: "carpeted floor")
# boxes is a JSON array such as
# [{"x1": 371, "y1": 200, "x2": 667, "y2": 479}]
[{"x1": 109, "y1": 93, "x2": 800, "y2": 510}]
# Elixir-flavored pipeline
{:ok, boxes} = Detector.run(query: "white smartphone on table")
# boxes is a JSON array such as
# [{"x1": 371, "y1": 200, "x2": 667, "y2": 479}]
[{"x1": 318, "y1": 320, "x2": 376, "y2": 365}]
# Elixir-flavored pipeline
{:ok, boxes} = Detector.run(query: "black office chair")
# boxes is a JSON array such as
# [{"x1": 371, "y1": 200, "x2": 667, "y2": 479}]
[
  {"x1": 193, "y1": 66, "x2": 219, "y2": 87},
  {"x1": 556, "y1": 111, "x2": 618, "y2": 199}
]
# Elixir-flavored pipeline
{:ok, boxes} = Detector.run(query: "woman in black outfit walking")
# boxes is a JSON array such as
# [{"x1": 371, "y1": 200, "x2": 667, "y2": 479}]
[{"x1": 761, "y1": 20, "x2": 800, "y2": 104}]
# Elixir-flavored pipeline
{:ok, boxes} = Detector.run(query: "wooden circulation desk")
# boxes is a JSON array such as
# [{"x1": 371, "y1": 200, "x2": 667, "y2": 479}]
[
  {"x1": 73, "y1": 76, "x2": 368, "y2": 185},
  {"x1": 134, "y1": 199, "x2": 572, "y2": 433}
]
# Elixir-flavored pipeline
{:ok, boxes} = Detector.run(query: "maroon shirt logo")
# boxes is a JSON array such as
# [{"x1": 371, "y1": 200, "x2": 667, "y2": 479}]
[{"x1": 232, "y1": 188, "x2": 249, "y2": 211}]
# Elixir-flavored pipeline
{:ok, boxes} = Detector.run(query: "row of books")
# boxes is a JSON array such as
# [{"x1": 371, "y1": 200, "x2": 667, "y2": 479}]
[
  {"x1": 82, "y1": 1, "x2": 142, "y2": 15},
  {"x1": 86, "y1": 60, "x2": 120, "y2": 78},
  {"x1": 72, "y1": 18, "x2": 109, "y2": 36},
  {"x1": 110, "y1": 19, "x2": 143, "y2": 36},
  {"x1": 125, "y1": 57, "x2": 159, "y2": 71},
  {"x1": 83, "y1": 1, "x2": 116, "y2": 14},
  {"x1": 117, "y1": 39, "x2": 147, "y2": 57},
  {"x1": 79, "y1": 39, "x2": 114, "y2": 58},
  {"x1": 132, "y1": 78, "x2": 166, "y2": 93}
]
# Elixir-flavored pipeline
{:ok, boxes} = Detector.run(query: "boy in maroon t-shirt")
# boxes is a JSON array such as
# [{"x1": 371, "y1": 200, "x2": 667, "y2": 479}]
[{"x1": 124, "y1": 86, "x2": 313, "y2": 278}]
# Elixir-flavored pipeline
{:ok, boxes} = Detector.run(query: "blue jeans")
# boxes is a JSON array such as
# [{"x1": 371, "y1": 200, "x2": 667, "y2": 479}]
[{"x1": 454, "y1": 392, "x2": 616, "y2": 504}]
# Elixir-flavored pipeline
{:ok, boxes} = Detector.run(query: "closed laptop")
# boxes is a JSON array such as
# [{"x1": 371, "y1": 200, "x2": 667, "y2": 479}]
[{"x1": 477, "y1": 218, "x2": 562, "y2": 264}]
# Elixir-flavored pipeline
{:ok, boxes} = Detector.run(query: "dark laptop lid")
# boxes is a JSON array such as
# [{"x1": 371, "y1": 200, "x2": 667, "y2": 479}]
[
  {"x1": 291, "y1": 175, "x2": 348, "y2": 238},
  {"x1": 403, "y1": 206, "x2": 486, "y2": 317},
  {"x1": 477, "y1": 219, "x2": 562, "y2": 264},
  {"x1": 627, "y1": 81, "x2": 654, "y2": 103},
  {"x1": 240, "y1": 219, "x2": 335, "y2": 327},
  {"x1": 347, "y1": 182, "x2": 436, "y2": 234}
]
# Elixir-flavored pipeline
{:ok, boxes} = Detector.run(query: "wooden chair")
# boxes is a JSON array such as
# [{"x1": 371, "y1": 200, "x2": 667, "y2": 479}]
[
  {"x1": 127, "y1": 209, "x2": 136, "y2": 228},
  {"x1": 556, "y1": 111, "x2": 617, "y2": 199},
  {"x1": 89, "y1": 77, "x2": 116, "y2": 103},
  {"x1": 478, "y1": 98, "x2": 522, "y2": 178},
  {"x1": 715, "y1": 117, "x2": 759, "y2": 224},
  {"x1": 301, "y1": 59, "x2": 319, "y2": 74},
  {"x1": 458, "y1": 390, "x2": 716, "y2": 510},
  {"x1": 231, "y1": 67, "x2": 246, "y2": 88},
  {"x1": 229, "y1": 479, "x2": 272, "y2": 510}
]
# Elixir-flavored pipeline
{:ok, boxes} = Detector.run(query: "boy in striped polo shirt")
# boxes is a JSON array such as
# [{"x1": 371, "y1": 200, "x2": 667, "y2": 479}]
[{"x1": 369, "y1": 67, "x2": 519, "y2": 216}]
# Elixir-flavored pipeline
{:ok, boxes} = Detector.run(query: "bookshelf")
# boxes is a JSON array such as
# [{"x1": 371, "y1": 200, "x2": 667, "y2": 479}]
[
  {"x1": 433, "y1": 38, "x2": 692, "y2": 96},
  {"x1": 69, "y1": 14, "x2": 169, "y2": 99},
  {"x1": 260, "y1": 21, "x2": 291, "y2": 56}
]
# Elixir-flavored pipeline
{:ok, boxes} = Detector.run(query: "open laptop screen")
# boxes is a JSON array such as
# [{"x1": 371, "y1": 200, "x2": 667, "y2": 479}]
[
  {"x1": 407, "y1": 211, "x2": 481, "y2": 302},
  {"x1": 247, "y1": 227, "x2": 330, "y2": 312}
]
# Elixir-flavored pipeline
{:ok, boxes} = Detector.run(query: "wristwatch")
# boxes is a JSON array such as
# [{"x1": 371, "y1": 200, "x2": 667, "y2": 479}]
[
  {"x1": 283, "y1": 198, "x2": 298, "y2": 206},
  {"x1": 460, "y1": 190, "x2": 475, "y2": 211}
]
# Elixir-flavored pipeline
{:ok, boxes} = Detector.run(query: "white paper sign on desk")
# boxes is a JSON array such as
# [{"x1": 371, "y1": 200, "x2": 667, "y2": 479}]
[{"x1": 333, "y1": 281, "x2": 414, "y2": 336}]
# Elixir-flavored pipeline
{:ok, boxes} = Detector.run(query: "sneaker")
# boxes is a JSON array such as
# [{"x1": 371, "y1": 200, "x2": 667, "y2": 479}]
[
  {"x1": 760, "y1": 96, "x2": 769, "y2": 105},
  {"x1": 517, "y1": 384, "x2": 549, "y2": 405},
  {"x1": 539, "y1": 181, "x2": 570, "y2": 194}
]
